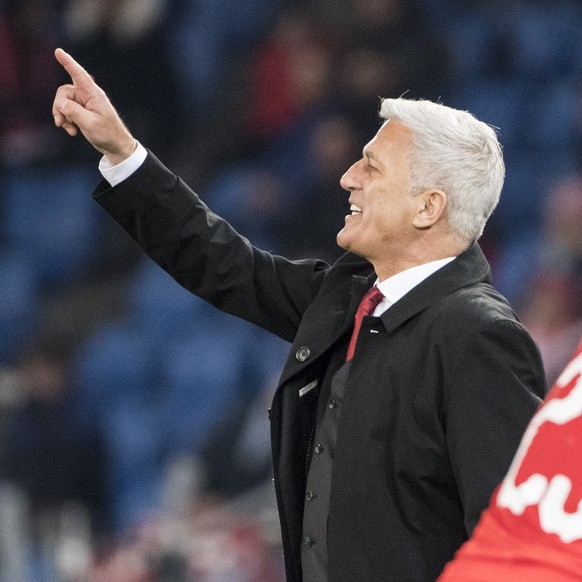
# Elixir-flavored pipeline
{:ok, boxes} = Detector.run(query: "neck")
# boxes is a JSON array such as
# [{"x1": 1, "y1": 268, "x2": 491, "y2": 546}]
[{"x1": 372, "y1": 236, "x2": 467, "y2": 281}]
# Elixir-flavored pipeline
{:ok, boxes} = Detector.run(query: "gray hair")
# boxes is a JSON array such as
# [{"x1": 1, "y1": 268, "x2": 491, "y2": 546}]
[{"x1": 379, "y1": 98, "x2": 505, "y2": 243}]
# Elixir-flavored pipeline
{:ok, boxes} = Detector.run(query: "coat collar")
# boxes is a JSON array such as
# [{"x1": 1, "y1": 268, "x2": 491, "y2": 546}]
[
  {"x1": 377, "y1": 242, "x2": 491, "y2": 333},
  {"x1": 277, "y1": 243, "x2": 490, "y2": 385}
]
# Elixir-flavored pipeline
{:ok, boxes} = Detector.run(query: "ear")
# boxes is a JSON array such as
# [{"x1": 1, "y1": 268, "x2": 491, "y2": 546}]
[{"x1": 412, "y1": 189, "x2": 447, "y2": 230}]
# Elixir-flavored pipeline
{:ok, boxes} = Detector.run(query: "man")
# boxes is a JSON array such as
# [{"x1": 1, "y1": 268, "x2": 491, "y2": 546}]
[
  {"x1": 52, "y1": 48, "x2": 545, "y2": 581},
  {"x1": 438, "y1": 337, "x2": 582, "y2": 581}
]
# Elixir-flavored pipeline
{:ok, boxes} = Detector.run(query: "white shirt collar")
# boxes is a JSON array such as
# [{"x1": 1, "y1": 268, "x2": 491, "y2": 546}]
[{"x1": 373, "y1": 256, "x2": 456, "y2": 315}]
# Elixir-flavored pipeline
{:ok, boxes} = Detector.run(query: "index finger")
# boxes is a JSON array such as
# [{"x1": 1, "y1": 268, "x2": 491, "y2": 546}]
[{"x1": 55, "y1": 48, "x2": 93, "y2": 85}]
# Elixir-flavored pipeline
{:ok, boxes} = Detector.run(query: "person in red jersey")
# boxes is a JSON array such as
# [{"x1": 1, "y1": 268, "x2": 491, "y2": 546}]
[{"x1": 438, "y1": 338, "x2": 582, "y2": 582}]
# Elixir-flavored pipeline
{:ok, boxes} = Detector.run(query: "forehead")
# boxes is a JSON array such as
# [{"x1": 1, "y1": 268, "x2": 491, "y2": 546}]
[{"x1": 363, "y1": 119, "x2": 413, "y2": 162}]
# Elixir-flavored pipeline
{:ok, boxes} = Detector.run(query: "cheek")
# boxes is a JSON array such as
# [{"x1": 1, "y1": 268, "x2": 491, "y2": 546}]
[
  {"x1": 371, "y1": 201, "x2": 411, "y2": 243},
  {"x1": 367, "y1": 200, "x2": 393, "y2": 232}
]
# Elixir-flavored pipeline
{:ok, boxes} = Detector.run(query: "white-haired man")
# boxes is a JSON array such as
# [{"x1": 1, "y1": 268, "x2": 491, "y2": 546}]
[{"x1": 53, "y1": 48, "x2": 545, "y2": 582}]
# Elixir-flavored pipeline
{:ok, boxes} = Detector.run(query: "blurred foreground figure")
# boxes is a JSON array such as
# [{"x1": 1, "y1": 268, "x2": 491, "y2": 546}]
[
  {"x1": 438, "y1": 337, "x2": 582, "y2": 582},
  {"x1": 52, "y1": 48, "x2": 545, "y2": 581}
]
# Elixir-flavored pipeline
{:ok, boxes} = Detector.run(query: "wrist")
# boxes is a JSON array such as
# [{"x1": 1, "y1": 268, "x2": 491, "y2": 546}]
[
  {"x1": 99, "y1": 140, "x2": 146, "y2": 186},
  {"x1": 104, "y1": 137, "x2": 137, "y2": 166}
]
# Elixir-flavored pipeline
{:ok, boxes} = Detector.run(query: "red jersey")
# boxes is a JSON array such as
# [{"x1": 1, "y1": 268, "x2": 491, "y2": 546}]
[{"x1": 438, "y1": 340, "x2": 582, "y2": 581}]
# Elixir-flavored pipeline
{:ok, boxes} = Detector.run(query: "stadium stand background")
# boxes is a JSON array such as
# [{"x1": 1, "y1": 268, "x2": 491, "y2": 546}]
[{"x1": 1, "y1": 0, "x2": 582, "y2": 579}]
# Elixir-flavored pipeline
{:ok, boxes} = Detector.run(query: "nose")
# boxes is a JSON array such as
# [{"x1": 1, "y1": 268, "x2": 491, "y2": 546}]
[{"x1": 340, "y1": 159, "x2": 362, "y2": 192}]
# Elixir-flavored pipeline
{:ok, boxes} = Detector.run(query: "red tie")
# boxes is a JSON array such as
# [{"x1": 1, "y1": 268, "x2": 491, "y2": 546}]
[{"x1": 346, "y1": 286, "x2": 384, "y2": 361}]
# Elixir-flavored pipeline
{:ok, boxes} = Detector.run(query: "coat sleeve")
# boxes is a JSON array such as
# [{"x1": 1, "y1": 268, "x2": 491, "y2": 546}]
[
  {"x1": 92, "y1": 151, "x2": 331, "y2": 342},
  {"x1": 444, "y1": 317, "x2": 546, "y2": 534}
]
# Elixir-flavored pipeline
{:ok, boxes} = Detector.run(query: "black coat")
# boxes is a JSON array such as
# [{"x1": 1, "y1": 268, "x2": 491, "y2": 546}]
[{"x1": 94, "y1": 152, "x2": 546, "y2": 582}]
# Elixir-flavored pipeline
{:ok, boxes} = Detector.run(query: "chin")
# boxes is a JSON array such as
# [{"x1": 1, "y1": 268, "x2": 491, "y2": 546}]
[{"x1": 336, "y1": 230, "x2": 350, "y2": 252}]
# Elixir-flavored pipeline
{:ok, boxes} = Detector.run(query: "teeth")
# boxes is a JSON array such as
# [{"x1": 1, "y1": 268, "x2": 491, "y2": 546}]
[{"x1": 350, "y1": 204, "x2": 362, "y2": 213}]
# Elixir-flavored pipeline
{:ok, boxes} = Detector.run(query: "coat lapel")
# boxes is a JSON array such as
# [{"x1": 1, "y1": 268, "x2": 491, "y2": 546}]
[{"x1": 276, "y1": 255, "x2": 374, "y2": 386}]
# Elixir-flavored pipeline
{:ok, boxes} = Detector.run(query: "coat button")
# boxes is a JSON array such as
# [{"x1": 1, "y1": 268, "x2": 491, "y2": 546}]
[
  {"x1": 304, "y1": 536, "x2": 314, "y2": 548},
  {"x1": 314, "y1": 444, "x2": 323, "y2": 454},
  {"x1": 328, "y1": 399, "x2": 337, "y2": 409},
  {"x1": 306, "y1": 490, "x2": 315, "y2": 501},
  {"x1": 295, "y1": 346, "x2": 311, "y2": 362}
]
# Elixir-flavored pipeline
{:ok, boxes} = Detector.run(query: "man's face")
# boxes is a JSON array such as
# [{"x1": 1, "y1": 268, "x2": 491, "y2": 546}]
[{"x1": 336, "y1": 119, "x2": 418, "y2": 265}]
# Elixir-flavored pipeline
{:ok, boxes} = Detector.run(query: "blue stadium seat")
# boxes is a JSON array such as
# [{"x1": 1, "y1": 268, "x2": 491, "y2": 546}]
[
  {"x1": 3, "y1": 165, "x2": 99, "y2": 289},
  {"x1": 101, "y1": 400, "x2": 165, "y2": 533},
  {"x1": 512, "y1": 1, "x2": 582, "y2": 79},
  {"x1": 167, "y1": 0, "x2": 282, "y2": 114},
  {"x1": 73, "y1": 321, "x2": 165, "y2": 531},
  {"x1": 521, "y1": 81, "x2": 579, "y2": 150},
  {"x1": 73, "y1": 320, "x2": 160, "y2": 426},
  {"x1": 157, "y1": 310, "x2": 259, "y2": 456},
  {"x1": 127, "y1": 258, "x2": 204, "y2": 341},
  {"x1": 0, "y1": 249, "x2": 39, "y2": 363}
]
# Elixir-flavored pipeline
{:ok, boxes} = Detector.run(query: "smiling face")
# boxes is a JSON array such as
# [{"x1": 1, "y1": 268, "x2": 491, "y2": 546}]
[{"x1": 336, "y1": 119, "x2": 420, "y2": 272}]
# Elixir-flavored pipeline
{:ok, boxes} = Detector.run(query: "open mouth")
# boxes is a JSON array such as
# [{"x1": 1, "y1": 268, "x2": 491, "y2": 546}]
[{"x1": 350, "y1": 204, "x2": 362, "y2": 215}]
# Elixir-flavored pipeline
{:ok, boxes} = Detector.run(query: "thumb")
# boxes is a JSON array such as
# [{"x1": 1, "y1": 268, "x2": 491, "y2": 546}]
[
  {"x1": 57, "y1": 96, "x2": 88, "y2": 123},
  {"x1": 56, "y1": 97, "x2": 93, "y2": 137}
]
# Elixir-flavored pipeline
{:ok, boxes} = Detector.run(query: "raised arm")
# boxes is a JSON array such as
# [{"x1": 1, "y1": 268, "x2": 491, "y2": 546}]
[{"x1": 52, "y1": 48, "x2": 135, "y2": 165}]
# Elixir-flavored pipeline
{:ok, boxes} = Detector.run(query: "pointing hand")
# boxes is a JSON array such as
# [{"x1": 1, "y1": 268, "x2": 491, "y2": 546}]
[{"x1": 52, "y1": 48, "x2": 136, "y2": 165}]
